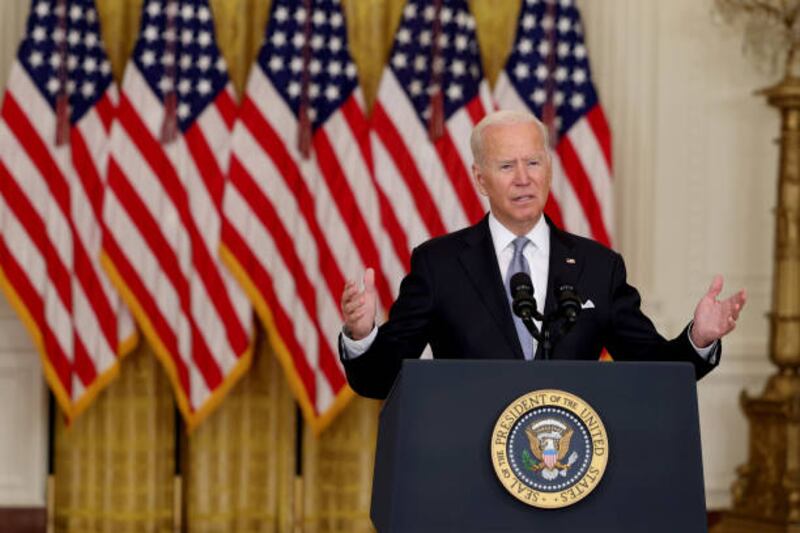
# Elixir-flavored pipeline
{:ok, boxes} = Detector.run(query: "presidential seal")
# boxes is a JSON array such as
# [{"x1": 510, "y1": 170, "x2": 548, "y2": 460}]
[{"x1": 490, "y1": 389, "x2": 608, "y2": 509}]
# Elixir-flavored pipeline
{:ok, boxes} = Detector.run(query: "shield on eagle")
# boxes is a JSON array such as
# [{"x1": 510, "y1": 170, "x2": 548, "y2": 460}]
[{"x1": 525, "y1": 418, "x2": 577, "y2": 479}]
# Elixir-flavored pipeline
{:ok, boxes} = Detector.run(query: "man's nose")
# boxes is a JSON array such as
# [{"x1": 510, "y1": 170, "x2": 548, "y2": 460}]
[{"x1": 514, "y1": 162, "x2": 532, "y2": 184}]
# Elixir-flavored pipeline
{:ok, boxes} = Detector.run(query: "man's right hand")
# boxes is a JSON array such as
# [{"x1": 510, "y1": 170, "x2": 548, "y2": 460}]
[{"x1": 341, "y1": 268, "x2": 377, "y2": 340}]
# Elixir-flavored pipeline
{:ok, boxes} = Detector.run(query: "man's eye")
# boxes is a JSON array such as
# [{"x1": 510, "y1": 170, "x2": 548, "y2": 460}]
[{"x1": 528, "y1": 160, "x2": 540, "y2": 166}]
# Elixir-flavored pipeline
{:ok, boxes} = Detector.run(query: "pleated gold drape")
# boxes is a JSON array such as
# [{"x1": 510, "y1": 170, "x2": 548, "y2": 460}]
[
  {"x1": 55, "y1": 345, "x2": 175, "y2": 532},
  {"x1": 186, "y1": 335, "x2": 298, "y2": 533},
  {"x1": 97, "y1": 0, "x2": 519, "y2": 101},
  {"x1": 54, "y1": 1, "x2": 523, "y2": 532}
]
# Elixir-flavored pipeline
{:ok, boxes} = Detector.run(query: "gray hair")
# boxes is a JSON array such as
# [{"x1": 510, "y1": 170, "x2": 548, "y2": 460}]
[{"x1": 470, "y1": 109, "x2": 550, "y2": 167}]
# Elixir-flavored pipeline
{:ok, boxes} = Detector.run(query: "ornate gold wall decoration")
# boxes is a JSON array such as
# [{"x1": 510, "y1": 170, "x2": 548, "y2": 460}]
[{"x1": 715, "y1": 1, "x2": 800, "y2": 531}]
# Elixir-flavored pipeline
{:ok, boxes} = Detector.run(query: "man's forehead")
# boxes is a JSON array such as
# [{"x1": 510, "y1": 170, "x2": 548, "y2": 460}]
[
  {"x1": 483, "y1": 121, "x2": 538, "y2": 135},
  {"x1": 484, "y1": 122, "x2": 544, "y2": 145},
  {"x1": 487, "y1": 152, "x2": 546, "y2": 163},
  {"x1": 485, "y1": 139, "x2": 548, "y2": 159}
]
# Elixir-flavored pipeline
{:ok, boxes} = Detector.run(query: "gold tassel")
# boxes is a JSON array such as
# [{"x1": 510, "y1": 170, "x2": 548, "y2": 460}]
[
  {"x1": 54, "y1": 0, "x2": 69, "y2": 146},
  {"x1": 296, "y1": 0, "x2": 314, "y2": 159},
  {"x1": 160, "y1": 91, "x2": 179, "y2": 144},
  {"x1": 297, "y1": 103, "x2": 312, "y2": 159},
  {"x1": 160, "y1": 0, "x2": 179, "y2": 144},
  {"x1": 55, "y1": 94, "x2": 70, "y2": 146},
  {"x1": 427, "y1": 0, "x2": 444, "y2": 141}
]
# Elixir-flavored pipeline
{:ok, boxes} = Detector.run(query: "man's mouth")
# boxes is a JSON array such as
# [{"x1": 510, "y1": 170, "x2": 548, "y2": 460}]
[{"x1": 512, "y1": 195, "x2": 534, "y2": 203}]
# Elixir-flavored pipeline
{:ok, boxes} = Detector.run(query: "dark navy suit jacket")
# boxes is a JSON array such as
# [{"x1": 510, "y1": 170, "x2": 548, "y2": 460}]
[{"x1": 340, "y1": 215, "x2": 718, "y2": 399}]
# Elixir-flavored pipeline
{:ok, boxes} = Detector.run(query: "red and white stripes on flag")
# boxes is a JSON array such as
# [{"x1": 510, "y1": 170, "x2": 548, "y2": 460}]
[
  {"x1": 220, "y1": 0, "x2": 398, "y2": 433},
  {"x1": 101, "y1": 0, "x2": 252, "y2": 429},
  {"x1": 371, "y1": 0, "x2": 493, "y2": 282},
  {"x1": 0, "y1": 0, "x2": 137, "y2": 420},
  {"x1": 494, "y1": 0, "x2": 613, "y2": 246}
]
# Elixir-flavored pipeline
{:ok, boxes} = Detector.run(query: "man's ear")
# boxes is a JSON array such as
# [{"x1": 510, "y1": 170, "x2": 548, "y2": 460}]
[{"x1": 473, "y1": 164, "x2": 488, "y2": 196}]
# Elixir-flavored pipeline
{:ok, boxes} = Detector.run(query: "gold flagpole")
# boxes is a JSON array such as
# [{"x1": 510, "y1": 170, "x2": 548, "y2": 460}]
[
  {"x1": 46, "y1": 391, "x2": 55, "y2": 533},
  {"x1": 174, "y1": 403, "x2": 184, "y2": 533},
  {"x1": 293, "y1": 404, "x2": 304, "y2": 533}
]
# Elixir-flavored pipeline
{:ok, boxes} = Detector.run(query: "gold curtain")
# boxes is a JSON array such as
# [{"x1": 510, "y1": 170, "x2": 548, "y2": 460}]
[
  {"x1": 302, "y1": 398, "x2": 380, "y2": 533},
  {"x1": 185, "y1": 336, "x2": 297, "y2": 533},
  {"x1": 54, "y1": 1, "x2": 523, "y2": 532},
  {"x1": 55, "y1": 346, "x2": 175, "y2": 533},
  {"x1": 96, "y1": 0, "x2": 520, "y2": 100}
]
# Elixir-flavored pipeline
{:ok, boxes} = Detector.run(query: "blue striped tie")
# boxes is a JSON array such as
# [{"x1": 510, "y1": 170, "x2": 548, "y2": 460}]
[{"x1": 506, "y1": 236, "x2": 535, "y2": 360}]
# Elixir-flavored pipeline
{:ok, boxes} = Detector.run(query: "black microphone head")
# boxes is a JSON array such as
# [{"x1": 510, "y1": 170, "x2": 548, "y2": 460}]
[
  {"x1": 510, "y1": 272, "x2": 534, "y2": 299},
  {"x1": 557, "y1": 284, "x2": 581, "y2": 322},
  {"x1": 510, "y1": 272, "x2": 536, "y2": 319}
]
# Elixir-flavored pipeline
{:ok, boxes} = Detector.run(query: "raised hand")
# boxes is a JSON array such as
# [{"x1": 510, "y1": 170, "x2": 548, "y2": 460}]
[
  {"x1": 690, "y1": 275, "x2": 747, "y2": 348},
  {"x1": 341, "y1": 268, "x2": 377, "y2": 341}
]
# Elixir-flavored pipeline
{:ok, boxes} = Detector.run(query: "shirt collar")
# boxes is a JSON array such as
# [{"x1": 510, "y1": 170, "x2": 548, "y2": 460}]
[{"x1": 487, "y1": 213, "x2": 550, "y2": 257}]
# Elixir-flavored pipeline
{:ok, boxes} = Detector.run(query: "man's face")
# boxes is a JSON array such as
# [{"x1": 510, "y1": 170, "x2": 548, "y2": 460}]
[{"x1": 472, "y1": 121, "x2": 552, "y2": 236}]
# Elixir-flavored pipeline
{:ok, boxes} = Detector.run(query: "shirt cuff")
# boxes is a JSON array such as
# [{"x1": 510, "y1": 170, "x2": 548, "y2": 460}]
[
  {"x1": 687, "y1": 321, "x2": 719, "y2": 365},
  {"x1": 340, "y1": 324, "x2": 378, "y2": 360}
]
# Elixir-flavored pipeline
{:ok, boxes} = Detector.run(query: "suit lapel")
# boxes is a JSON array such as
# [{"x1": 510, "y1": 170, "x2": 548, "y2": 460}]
[
  {"x1": 536, "y1": 220, "x2": 584, "y2": 358},
  {"x1": 458, "y1": 217, "x2": 525, "y2": 360}
]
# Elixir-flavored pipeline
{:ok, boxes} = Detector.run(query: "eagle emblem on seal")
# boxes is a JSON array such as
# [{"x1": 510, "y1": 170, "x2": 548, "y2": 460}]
[{"x1": 522, "y1": 418, "x2": 580, "y2": 481}]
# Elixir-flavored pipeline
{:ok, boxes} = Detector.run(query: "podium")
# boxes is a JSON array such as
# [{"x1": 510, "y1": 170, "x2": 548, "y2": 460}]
[{"x1": 370, "y1": 360, "x2": 708, "y2": 532}]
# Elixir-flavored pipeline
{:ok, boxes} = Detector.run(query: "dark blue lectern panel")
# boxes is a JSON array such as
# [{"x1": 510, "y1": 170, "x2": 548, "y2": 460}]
[{"x1": 371, "y1": 360, "x2": 707, "y2": 533}]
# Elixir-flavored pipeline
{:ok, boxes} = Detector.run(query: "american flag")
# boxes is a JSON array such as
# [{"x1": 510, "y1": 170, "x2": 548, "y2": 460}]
[
  {"x1": 0, "y1": 0, "x2": 137, "y2": 420},
  {"x1": 494, "y1": 0, "x2": 613, "y2": 246},
  {"x1": 101, "y1": 0, "x2": 253, "y2": 429},
  {"x1": 371, "y1": 0, "x2": 494, "y2": 275},
  {"x1": 220, "y1": 0, "x2": 397, "y2": 433}
]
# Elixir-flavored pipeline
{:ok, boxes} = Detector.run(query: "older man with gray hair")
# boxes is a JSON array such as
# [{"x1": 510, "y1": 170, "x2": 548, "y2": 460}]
[{"x1": 338, "y1": 109, "x2": 746, "y2": 399}]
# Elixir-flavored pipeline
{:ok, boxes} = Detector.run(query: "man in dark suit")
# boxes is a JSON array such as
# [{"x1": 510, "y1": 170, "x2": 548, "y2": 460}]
[{"x1": 339, "y1": 110, "x2": 746, "y2": 399}]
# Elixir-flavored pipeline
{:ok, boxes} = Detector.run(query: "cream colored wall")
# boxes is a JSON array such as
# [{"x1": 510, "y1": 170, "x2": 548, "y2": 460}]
[
  {"x1": 0, "y1": 0, "x2": 776, "y2": 510},
  {"x1": 0, "y1": 0, "x2": 48, "y2": 508},
  {"x1": 0, "y1": 1, "x2": 28, "y2": 92},
  {"x1": 580, "y1": 0, "x2": 776, "y2": 508}
]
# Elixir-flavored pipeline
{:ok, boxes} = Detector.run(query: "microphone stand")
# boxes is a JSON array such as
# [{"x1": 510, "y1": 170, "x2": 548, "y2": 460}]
[
  {"x1": 512, "y1": 278, "x2": 582, "y2": 361},
  {"x1": 518, "y1": 309, "x2": 578, "y2": 361},
  {"x1": 517, "y1": 310, "x2": 551, "y2": 360},
  {"x1": 542, "y1": 322, "x2": 552, "y2": 361}
]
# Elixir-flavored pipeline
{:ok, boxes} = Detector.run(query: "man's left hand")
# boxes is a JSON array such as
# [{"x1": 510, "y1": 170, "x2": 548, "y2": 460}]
[{"x1": 691, "y1": 275, "x2": 747, "y2": 348}]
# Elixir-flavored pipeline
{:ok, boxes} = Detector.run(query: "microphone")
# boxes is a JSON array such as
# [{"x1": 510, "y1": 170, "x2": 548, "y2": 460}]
[
  {"x1": 510, "y1": 272, "x2": 537, "y2": 320},
  {"x1": 557, "y1": 284, "x2": 582, "y2": 323}
]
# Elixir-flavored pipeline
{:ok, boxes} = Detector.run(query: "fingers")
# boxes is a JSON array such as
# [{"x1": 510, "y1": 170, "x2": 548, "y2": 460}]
[
  {"x1": 706, "y1": 274, "x2": 724, "y2": 300},
  {"x1": 341, "y1": 269, "x2": 375, "y2": 302},
  {"x1": 364, "y1": 267, "x2": 375, "y2": 293},
  {"x1": 340, "y1": 269, "x2": 376, "y2": 323},
  {"x1": 348, "y1": 308, "x2": 368, "y2": 323},
  {"x1": 342, "y1": 295, "x2": 367, "y2": 316},
  {"x1": 723, "y1": 289, "x2": 747, "y2": 321},
  {"x1": 340, "y1": 268, "x2": 379, "y2": 341},
  {"x1": 340, "y1": 279, "x2": 359, "y2": 307},
  {"x1": 725, "y1": 298, "x2": 741, "y2": 321},
  {"x1": 713, "y1": 289, "x2": 746, "y2": 339},
  {"x1": 736, "y1": 289, "x2": 747, "y2": 307},
  {"x1": 694, "y1": 281, "x2": 748, "y2": 343}
]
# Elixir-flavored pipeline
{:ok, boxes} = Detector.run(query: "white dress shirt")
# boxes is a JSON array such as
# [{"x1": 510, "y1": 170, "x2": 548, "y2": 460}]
[{"x1": 488, "y1": 213, "x2": 549, "y2": 358}]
